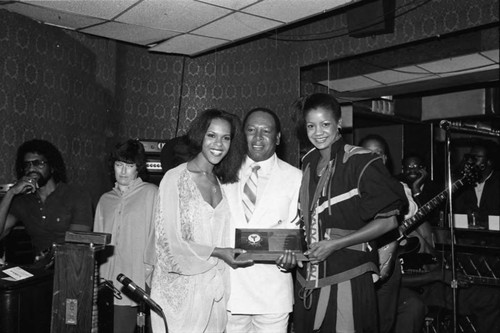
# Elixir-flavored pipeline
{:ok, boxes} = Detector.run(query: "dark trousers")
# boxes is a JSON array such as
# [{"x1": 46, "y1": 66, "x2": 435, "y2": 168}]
[
  {"x1": 376, "y1": 260, "x2": 402, "y2": 333},
  {"x1": 114, "y1": 305, "x2": 138, "y2": 333}
]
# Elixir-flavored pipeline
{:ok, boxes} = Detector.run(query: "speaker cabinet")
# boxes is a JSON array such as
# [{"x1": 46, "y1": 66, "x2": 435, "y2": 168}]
[{"x1": 347, "y1": 0, "x2": 396, "y2": 37}]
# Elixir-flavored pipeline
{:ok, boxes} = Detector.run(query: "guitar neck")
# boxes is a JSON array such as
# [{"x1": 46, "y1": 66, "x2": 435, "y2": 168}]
[
  {"x1": 399, "y1": 179, "x2": 465, "y2": 236},
  {"x1": 403, "y1": 269, "x2": 500, "y2": 287},
  {"x1": 470, "y1": 275, "x2": 500, "y2": 287}
]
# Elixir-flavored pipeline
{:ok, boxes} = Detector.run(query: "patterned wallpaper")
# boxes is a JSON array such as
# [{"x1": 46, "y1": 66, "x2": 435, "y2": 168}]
[
  {"x1": 0, "y1": 0, "x2": 498, "y2": 201},
  {"x1": 0, "y1": 10, "x2": 118, "y2": 202}
]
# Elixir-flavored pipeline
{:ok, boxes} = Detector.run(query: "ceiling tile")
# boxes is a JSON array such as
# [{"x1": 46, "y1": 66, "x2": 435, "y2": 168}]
[
  {"x1": 3, "y1": 2, "x2": 104, "y2": 29},
  {"x1": 21, "y1": 0, "x2": 138, "y2": 20},
  {"x1": 320, "y1": 75, "x2": 382, "y2": 92},
  {"x1": 480, "y1": 49, "x2": 499, "y2": 62},
  {"x1": 243, "y1": 0, "x2": 354, "y2": 23},
  {"x1": 81, "y1": 21, "x2": 179, "y2": 46},
  {"x1": 364, "y1": 66, "x2": 433, "y2": 84},
  {"x1": 117, "y1": 0, "x2": 231, "y2": 32},
  {"x1": 192, "y1": 12, "x2": 281, "y2": 40},
  {"x1": 149, "y1": 34, "x2": 228, "y2": 56},
  {"x1": 197, "y1": 0, "x2": 259, "y2": 11},
  {"x1": 0, "y1": 0, "x2": 379, "y2": 55},
  {"x1": 417, "y1": 53, "x2": 494, "y2": 75},
  {"x1": 436, "y1": 63, "x2": 500, "y2": 77}
]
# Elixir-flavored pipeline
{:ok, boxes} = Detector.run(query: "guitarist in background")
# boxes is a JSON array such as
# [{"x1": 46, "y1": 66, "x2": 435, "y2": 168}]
[
  {"x1": 394, "y1": 150, "x2": 500, "y2": 333},
  {"x1": 398, "y1": 154, "x2": 443, "y2": 226},
  {"x1": 359, "y1": 134, "x2": 418, "y2": 333}
]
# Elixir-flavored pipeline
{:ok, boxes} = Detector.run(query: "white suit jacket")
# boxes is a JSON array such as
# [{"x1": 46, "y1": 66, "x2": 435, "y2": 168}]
[{"x1": 223, "y1": 155, "x2": 302, "y2": 314}]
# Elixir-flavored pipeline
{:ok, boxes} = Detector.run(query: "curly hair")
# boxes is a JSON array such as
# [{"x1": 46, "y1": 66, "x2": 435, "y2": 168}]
[
  {"x1": 15, "y1": 139, "x2": 67, "y2": 183},
  {"x1": 187, "y1": 109, "x2": 247, "y2": 184},
  {"x1": 108, "y1": 139, "x2": 147, "y2": 178}
]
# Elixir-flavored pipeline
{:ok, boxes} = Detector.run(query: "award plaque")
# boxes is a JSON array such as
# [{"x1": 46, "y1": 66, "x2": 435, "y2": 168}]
[{"x1": 235, "y1": 228, "x2": 308, "y2": 262}]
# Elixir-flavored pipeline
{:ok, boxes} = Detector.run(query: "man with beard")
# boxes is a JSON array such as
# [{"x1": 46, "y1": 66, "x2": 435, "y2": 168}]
[{"x1": 0, "y1": 139, "x2": 93, "y2": 259}]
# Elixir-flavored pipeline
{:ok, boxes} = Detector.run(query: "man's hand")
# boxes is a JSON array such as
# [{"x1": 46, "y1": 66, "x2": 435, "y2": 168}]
[
  {"x1": 412, "y1": 167, "x2": 428, "y2": 194},
  {"x1": 212, "y1": 247, "x2": 254, "y2": 269},
  {"x1": 9, "y1": 177, "x2": 38, "y2": 195}
]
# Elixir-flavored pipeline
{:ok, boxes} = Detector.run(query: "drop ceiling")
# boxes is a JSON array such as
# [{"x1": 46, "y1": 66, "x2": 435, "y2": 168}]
[
  {"x1": 0, "y1": 0, "x2": 360, "y2": 56},
  {"x1": 320, "y1": 49, "x2": 500, "y2": 99}
]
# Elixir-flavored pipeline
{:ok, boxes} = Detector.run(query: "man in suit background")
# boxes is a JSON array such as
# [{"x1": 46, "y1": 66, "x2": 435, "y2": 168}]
[
  {"x1": 453, "y1": 139, "x2": 500, "y2": 227},
  {"x1": 224, "y1": 108, "x2": 302, "y2": 333}
]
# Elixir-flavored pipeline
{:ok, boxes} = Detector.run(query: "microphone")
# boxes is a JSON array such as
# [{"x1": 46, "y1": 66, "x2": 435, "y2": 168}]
[
  {"x1": 439, "y1": 120, "x2": 500, "y2": 137},
  {"x1": 439, "y1": 120, "x2": 452, "y2": 130},
  {"x1": 116, "y1": 274, "x2": 163, "y2": 314}
]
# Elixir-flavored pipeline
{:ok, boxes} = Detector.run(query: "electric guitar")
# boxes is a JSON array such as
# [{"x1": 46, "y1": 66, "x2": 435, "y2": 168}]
[
  {"x1": 401, "y1": 252, "x2": 500, "y2": 287},
  {"x1": 378, "y1": 163, "x2": 480, "y2": 280}
]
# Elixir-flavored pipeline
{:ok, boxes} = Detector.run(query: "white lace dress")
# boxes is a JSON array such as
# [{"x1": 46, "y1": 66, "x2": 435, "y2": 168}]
[{"x1": 151, "y1": 163, "x2": 230, "y2": 333}]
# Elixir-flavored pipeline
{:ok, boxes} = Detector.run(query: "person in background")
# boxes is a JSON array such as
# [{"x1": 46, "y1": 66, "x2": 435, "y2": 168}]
[
  {"x1": 160, "y1": 134, "x2": 191, "y2": 173},
  {"x1": 359, "y1": 134, "x2": 417, "y2": 333},
  {"x1": 453, "y1": 139, "x2": 500, "y2": 226},
  {"x1": 150, "y1": 109, "x2": 253, "y2": 333},
  {"x1": 93, "y1": 139, "x2": 158, "y2": 333},
  {"x1": 393, "y1": 140, "x2": 500, "y2": 333},
  {"x1": 223, "y1": 107, "x2": 302, "y2": 333},
  {"x1": 398, "y1": 154, "x2": 430, "y2": 205},
  {"x1": 0, "y1": 139, "x2": 93, "y2": 258},
  {"x1": 293, "y1": 93, "x2": 407, "y2": 332},
  {"x1": 393, "y1": 226, "x2": 500, "y2": 333},
  {"x1": 397, "y1": 154, "x2": 443, "y2": 226}
]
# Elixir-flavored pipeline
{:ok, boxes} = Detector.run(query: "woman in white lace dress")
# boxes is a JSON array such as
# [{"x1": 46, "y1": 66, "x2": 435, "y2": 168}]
[{"x1": 151, "y1": 109, "x2": 252, "y2": 333}]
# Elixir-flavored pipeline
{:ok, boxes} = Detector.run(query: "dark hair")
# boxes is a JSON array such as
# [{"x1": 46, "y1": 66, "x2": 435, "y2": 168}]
[
  {"x1": 109, "y1": 139, "x2": 147, "y2": 177},
  {"x1": 291, "y1": 96, "x2": 310, "y2": 148},
  {"x1": 187, "y1": 109, "x2": 247, "y2": 184},
  {"x1": 15, "y1": 139, "x2": 67, "y2": 183},
  {"x1": 243, "y1": 107, "x2": 281, "y2": 134},
  {"x1": 470, "y1": 138, "x2": 499, "y2": 167},
  {"x1": 296, "y1": 93, "x2": 341, "y2": 135},
  {"x1": 358, "y1": 134, "x2": 393, "y2": 174},
  {"x1": 160, "y1": 135, "x2": 191, "y2": 173},
  {"x1": 243, "y1": 107, "x2": 284, "y2": 157}
]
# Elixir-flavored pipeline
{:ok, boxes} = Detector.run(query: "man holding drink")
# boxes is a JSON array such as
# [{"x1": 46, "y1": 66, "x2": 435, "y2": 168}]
[{"x1": 0, "y1": 139, "x2": 93, "y2": 259}]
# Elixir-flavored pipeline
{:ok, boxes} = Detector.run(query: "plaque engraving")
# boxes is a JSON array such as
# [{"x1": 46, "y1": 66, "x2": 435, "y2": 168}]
[{"x1": 235, "y1": 228, "x2": 308, "y2": 262}]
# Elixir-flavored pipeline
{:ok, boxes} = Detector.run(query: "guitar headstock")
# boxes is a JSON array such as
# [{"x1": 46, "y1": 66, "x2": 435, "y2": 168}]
[{"x1": 461, "y1": 162, "x2": 481, "y2": 186}]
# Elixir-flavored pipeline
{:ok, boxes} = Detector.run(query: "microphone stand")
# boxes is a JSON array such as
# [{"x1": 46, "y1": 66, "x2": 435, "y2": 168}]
[
  {"x1": 443, "y1": 127, "x2": 458, "y2": 333},
  {"x1": 136, "y1": 300, "x2": 169, "y2": 333},
  {"x1": 161, "y1": 310, "x2": 169, "y2": 333},
  {"x1": 136, "y1": 301, "x2": 147, "y2": 333}
]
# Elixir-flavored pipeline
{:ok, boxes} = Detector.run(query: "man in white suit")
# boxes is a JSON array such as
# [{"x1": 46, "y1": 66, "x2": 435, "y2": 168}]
[{"x1": 224, "y1": 108, "x2": 302, "y2": 332}]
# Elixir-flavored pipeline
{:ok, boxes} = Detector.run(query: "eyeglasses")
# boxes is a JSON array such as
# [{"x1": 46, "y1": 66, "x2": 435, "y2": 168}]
[
  {"x1": 23, "y1": 159, "x2": 48, "y2": 170},
  {"x1": 404, "y1": 164, "x2": 422, "y2": 170},
  {"x1": 464, "y1": 154, "x2": 486, "y2": 161}
]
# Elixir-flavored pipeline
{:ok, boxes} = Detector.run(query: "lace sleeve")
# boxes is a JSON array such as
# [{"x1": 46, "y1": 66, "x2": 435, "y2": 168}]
[{"x1": 155, "y1": 167, "x2": 216, "y2": 276}]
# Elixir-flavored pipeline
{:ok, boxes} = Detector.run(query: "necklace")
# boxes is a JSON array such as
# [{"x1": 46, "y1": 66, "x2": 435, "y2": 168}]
[
  {"x1": 317, "y1": 159, "x2": 329, "y2": 177},
  {"x1": 318, "y1": 165, "x2": 327, "y2": 177},
  {"x1": 189, "y1": 160, "x2": 219, "y2": 194}
]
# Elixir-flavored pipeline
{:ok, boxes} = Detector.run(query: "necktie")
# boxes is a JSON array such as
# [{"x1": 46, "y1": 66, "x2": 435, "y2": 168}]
[{"x1": 242, "y1": 164, "x2": 260, "y2": 222}]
